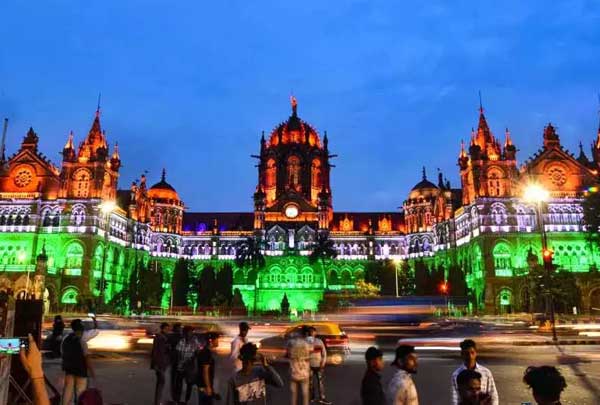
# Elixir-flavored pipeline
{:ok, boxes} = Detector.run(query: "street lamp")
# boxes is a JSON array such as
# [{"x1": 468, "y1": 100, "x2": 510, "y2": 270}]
[
  {"x1": 392, "y1": 258, "x2": 401, "y2": 297},
  {"x1": 524, "y1": 184, "x2": 558, "y2": 343},
  {"x1": 98, "y1": 201, "x2": 117, "y2": 303}
]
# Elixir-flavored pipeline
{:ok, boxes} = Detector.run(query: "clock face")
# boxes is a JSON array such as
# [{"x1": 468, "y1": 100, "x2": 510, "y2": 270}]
[{"x1": 284, "y1": 204, "x2": 299, "y2": 219}]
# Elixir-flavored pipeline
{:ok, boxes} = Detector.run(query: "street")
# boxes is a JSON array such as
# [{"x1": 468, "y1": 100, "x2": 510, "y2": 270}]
[{"x1": 43, "y1": 344, "x2": 600, "y2": 404}]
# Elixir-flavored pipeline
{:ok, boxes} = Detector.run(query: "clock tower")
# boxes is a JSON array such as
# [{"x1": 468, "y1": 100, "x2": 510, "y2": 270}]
[{"x1": 253, "y1": 98, "x2": 333, "y2": 232}]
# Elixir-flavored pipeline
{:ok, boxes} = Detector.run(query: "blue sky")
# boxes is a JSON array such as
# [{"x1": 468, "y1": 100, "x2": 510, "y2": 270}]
[{"x1": 1, "y1": 1, "x2": 599, "y2": 211}]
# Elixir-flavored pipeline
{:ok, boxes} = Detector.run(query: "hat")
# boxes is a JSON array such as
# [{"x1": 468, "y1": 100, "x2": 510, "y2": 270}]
[
  {"x1": 365, "y1": 347, "x2": 383, "y2": 362},
  {"x1": 239, "y1": 321, "x2": 251, "y2": 331},
  {"x1": 392, "y1": 345, "x2": 415, "y2": 366}
]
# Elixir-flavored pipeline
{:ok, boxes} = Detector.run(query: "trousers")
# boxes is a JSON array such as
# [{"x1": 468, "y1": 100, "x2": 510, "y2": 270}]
[
  {"x1": 290, "y1": 378, "x2": 309, "y2": 405},
  {"x1": 154, "y1": 369, "x2": 167, "y2": 405},
  {"x1": 310, "y1": 367, "x2": 326, "y2": 400},
  {"x1": 62, "y1": 374, "x2": 87, "y2": 405}
]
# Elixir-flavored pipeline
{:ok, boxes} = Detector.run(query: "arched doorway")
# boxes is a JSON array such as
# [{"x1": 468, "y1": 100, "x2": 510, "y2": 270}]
[
  {"x1": 496, "y1": 288, "x2": 513, "y2": 315},
  {"x1": 590, "y1": 288, "x2": 600, "y2": 314}
]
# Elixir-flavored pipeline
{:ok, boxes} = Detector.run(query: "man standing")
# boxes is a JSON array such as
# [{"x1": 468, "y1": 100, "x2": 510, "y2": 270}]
[
  {"x1": 225, "y1": 342, "x2": 283, "y2": 405},
  {"x1": 360, "y1": 346, "x2": 385, "y2": 405},
  {"x1": 151, "y1": 322, "x2": 171, "y2": 405},
  {"x1": 61, "y1": 317, "x2": 99, "y2": 405},
  {"x1": 387, "y1": 345, "x2": 419, "y2": 405},
  {"x1": 307, "y1": 326, "x2": 330, "y2": 405},
  {"x1": 451, "y1": 340, "x2": 498, "y2": 405},
  {"x1": 456, "y1": 369, "x2": 492, "y2": 405},
  {"x1": 230, "y1": 322, "x2": 250, "y2": 371},
  {"x1": 195, "y1": 332, "x2": 220, "y2": 405},
  {"x1": 174, "y1": 326, "x2": 199, "y2": 404},
  {"x1": 287, "y1": 326, "x2": 311, "y2": 405},
  {"x1": 168, "y1": 323, "x2": 183, "y2": 402}
]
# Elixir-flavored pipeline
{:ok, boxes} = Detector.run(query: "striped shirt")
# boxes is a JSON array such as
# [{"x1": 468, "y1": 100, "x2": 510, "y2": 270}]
[{"x1": 451, "y1": 363, "x2": 499, "y2": 405}]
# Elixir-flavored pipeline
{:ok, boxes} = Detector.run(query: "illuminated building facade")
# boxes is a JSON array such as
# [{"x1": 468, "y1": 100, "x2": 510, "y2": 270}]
[{"x1": 1, "y1": 100, "x2": 600, "y2": 314}]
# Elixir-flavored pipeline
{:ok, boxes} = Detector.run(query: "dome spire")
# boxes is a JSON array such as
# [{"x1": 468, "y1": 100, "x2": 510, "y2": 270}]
[
  {"x1": 161, "y1": 168, "x2": 166, "y2": 182},
  {"x1": 290, "y1": 95, "x2": 298, "y2": 117},
  {"x1": 422, "y1": 166, "x2": 427, "y2": 180}
]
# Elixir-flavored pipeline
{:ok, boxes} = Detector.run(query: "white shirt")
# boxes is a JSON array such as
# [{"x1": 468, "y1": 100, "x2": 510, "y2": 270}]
[
  {"x1": 451, "y1": 363, "x2": 499, "y2": 405},
  {"x1": 387, "y1": 369, "x2": 419, "y2": 405},
  {"x1": 230, "y1": 335, "x2": 247, "y2": 371}
]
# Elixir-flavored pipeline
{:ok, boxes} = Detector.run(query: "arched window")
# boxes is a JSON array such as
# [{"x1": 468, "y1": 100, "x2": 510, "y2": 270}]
[
  {"x1": 487, "y1": 170, "x2": 503, "y2": 197},
  {"x1": 70, "y1": 205, "x2": 86, "y2": 226},
  {"x1": 265, "y1": 159, "x2": 276, "y2": 188},
  {"x1": 287, "y1": 156, "x2": 301, "y2": 189},
  {"x1": 340, "y1": 270, "x2": 352, "y2": 285},
  {"x1": 490, "y1": 203, "x2": 507, "y2": 226},
  {"x1": 311, "y1": 159, "x2": 322, "y2": 189},
  {"x1": 493, "y1": 243, "x2": 512, "y2": 276},
  {"x1": 65, "y1": 243, "x2": 84, "y2": 270},
  {"x1": 73, "y1": 169, "x2": 91, "y2": 198}
]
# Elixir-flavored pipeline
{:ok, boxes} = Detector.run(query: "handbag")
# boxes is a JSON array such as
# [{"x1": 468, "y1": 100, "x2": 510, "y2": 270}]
[{"x1": 78, "y1": 379, "x2": 103, "y2": 405}]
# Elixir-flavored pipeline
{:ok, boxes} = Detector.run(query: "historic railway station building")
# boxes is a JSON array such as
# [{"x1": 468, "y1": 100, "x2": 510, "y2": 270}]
[{"x1": 1, "y1": 99, "x2": 600, "y2": 314}]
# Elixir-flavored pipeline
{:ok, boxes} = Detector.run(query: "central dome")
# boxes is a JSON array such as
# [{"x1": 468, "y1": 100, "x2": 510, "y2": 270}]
[{"x1": 268, "y1": 98, "x2": 322, "y2": 148}]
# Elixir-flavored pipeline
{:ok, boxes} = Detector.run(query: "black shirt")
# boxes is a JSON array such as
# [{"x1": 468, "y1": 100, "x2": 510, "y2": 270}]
[
  {"x1": 197, "y1": 346, "x2": 215, "y2": 388},
  {"x1": 361, "y1": 368, "x2": 385, "y2": 405}
]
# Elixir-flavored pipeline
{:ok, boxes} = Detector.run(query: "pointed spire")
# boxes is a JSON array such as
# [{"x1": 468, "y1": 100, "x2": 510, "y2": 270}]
[
  {"x1": 596, "y1": 92, "x2": 600, "y2": 147},
  {"x1": 478, "y1": 90, "x2": 484, "y2": 114},
  {"x1": 96, "y1": 92, "x2": 101, "y2": 118},
  {"x1": 460, "y1": 139, "x2": 467, "y2": 157},
  {"x1": 578, "y1": 141, "x2": 590, "y2": 165},
  {"x1": 422, "y1": 166, "x2": 427, "y2": 181},
  {"x1": 65, "y1": 131, "x2": 74, "y2": 149},
  {"x1": 0, "y1": 118, "x2": 8, "y2": 162},
  {"x1": 504, "y1": 128, "x2": 512, "y2": 147},
  {"x1": 161, "y1": 168, "x2": 166, "y2": 182},
  {"x1": 111, "y1": 142, "x2": 120, "y2": 159}
]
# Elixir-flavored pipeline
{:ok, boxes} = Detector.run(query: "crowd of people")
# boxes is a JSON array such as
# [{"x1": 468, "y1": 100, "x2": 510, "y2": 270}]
[
  {"x1": 15, "y1": 316, "x2": 570, "y2": 405},
  {"x1": 360, "y1": 339, "x2": 567, "y2": 405}
]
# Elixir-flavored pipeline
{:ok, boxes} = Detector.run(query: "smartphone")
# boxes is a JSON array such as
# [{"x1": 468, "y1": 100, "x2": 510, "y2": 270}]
[{"x1": 0, "y1": 337, "x2": 29, "y2": 355}]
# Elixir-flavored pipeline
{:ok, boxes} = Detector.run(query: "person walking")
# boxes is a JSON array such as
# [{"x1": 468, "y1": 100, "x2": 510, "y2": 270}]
[
  {"x1": 360, "y1": 346, "x2": 385, "y2": 405},
  {"x1": 45, "y1": 315, "x2": 65, "y2": 358},
  {"x1": 61, "y1": 317, "x2": 99, "y2": 405},
  {"x1": 286, "y1": 325, "x2": 311, "y2": 405},
  {"x1": 456, "y1": 369, "x2": 492, "y2": 405},
  {"x1": 169, "y1": 323, "x2": 183, "y2": 402},
  {"x1": 230, "y1": 322, "x2": 250, "y2": 371},
  {"x1": 151, "y1": 322, "x2": 171, "y2": 405},
  {"x1": 523, "y1": 366, "x2": 567, "y2": 405},
  {"x1": 387, "y1": 345, "x2": 419, "y2": 405},
  {"x1": 193, "y1": 332, "x2": 220, "y2": 405},
  {"x1": 174, "y1": 326, "x2": 199, "y2": 404},
  {"x1": 225, "y1": 342, "x2": 283, "y2": 405},
  {"x1": 307, "y1": 326, "x2": 330, "y2": 405},
  {"x1": 451, "y1": 340, "x2": 498, "y2": 405}
]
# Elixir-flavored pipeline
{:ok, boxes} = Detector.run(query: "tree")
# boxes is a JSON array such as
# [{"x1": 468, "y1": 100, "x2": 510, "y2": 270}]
[
  {"x1": 138, "y1": 263, "x2": 164, "y2": 311},
  {"x1": 127, "y1": 259, "x2": 140, "y2": 311},
  {"x1": 354, "y1": 280, "x2": 380, "y2": 297},
  {"x1": 235, "y1": 236, "x2": 266, "y2": 313},
  {"x1": 414, "y1": 260, "x2": 430, "y2": 295},
  {"x1": 231, "y1": 288, "x2": 247, "y2": 315},
  {"x1": 526, "y1": 265, "x2": 581, "y2": 314},
  {"x1": 197, "y1": 265, "x2": 217, "y2": 307},
  {"x1": 172, "y1": 258, "x2": 191, "y2": 307},
  {"x1": 216, "y1": 263, "x2": 234, "y2": 305},
  {"x1": 447, "y1": 265, "x2": 468, "y2": 297},
  {"x1": 309, "y1": 233, "x2": 338, "y2": 288},
  {"x1": 280, "y1": 293, "x2": 290, "y2": 315}
]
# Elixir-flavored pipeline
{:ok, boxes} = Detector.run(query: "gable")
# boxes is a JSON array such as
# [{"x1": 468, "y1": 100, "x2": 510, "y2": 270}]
[{"x1": 521, "y1": 146, "x2": 597, "y2": 194}]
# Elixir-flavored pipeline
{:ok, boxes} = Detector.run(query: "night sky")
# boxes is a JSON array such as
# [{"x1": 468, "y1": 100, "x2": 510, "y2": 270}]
[{"x1": 1, "y1": 1, "x2": 599, "y2": 211}]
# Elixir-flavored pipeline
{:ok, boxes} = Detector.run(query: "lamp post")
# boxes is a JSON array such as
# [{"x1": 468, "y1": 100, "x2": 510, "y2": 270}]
[
  {"x1": 98, "y1": 201, "x2": 116, "y2": 304},
  {"x1": 524, "y1": 184, "x2": 558, "y2": 343},
  {"x1": 393, "y1": 258, "x2": 400, "y2": 297}
]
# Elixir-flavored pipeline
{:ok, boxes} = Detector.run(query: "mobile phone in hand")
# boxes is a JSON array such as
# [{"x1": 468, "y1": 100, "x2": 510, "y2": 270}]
[{"x1": 0, "y1": 337, "x2": 29, "y2": 355}]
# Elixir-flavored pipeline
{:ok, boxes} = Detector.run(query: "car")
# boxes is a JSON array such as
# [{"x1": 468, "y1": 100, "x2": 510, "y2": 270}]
[
  {"x1": 81, "y1": 319, "x2": 146, "y2": 352},
  {"x1": 258, "y1": 322, "x2": 350, "y2": 365}
]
